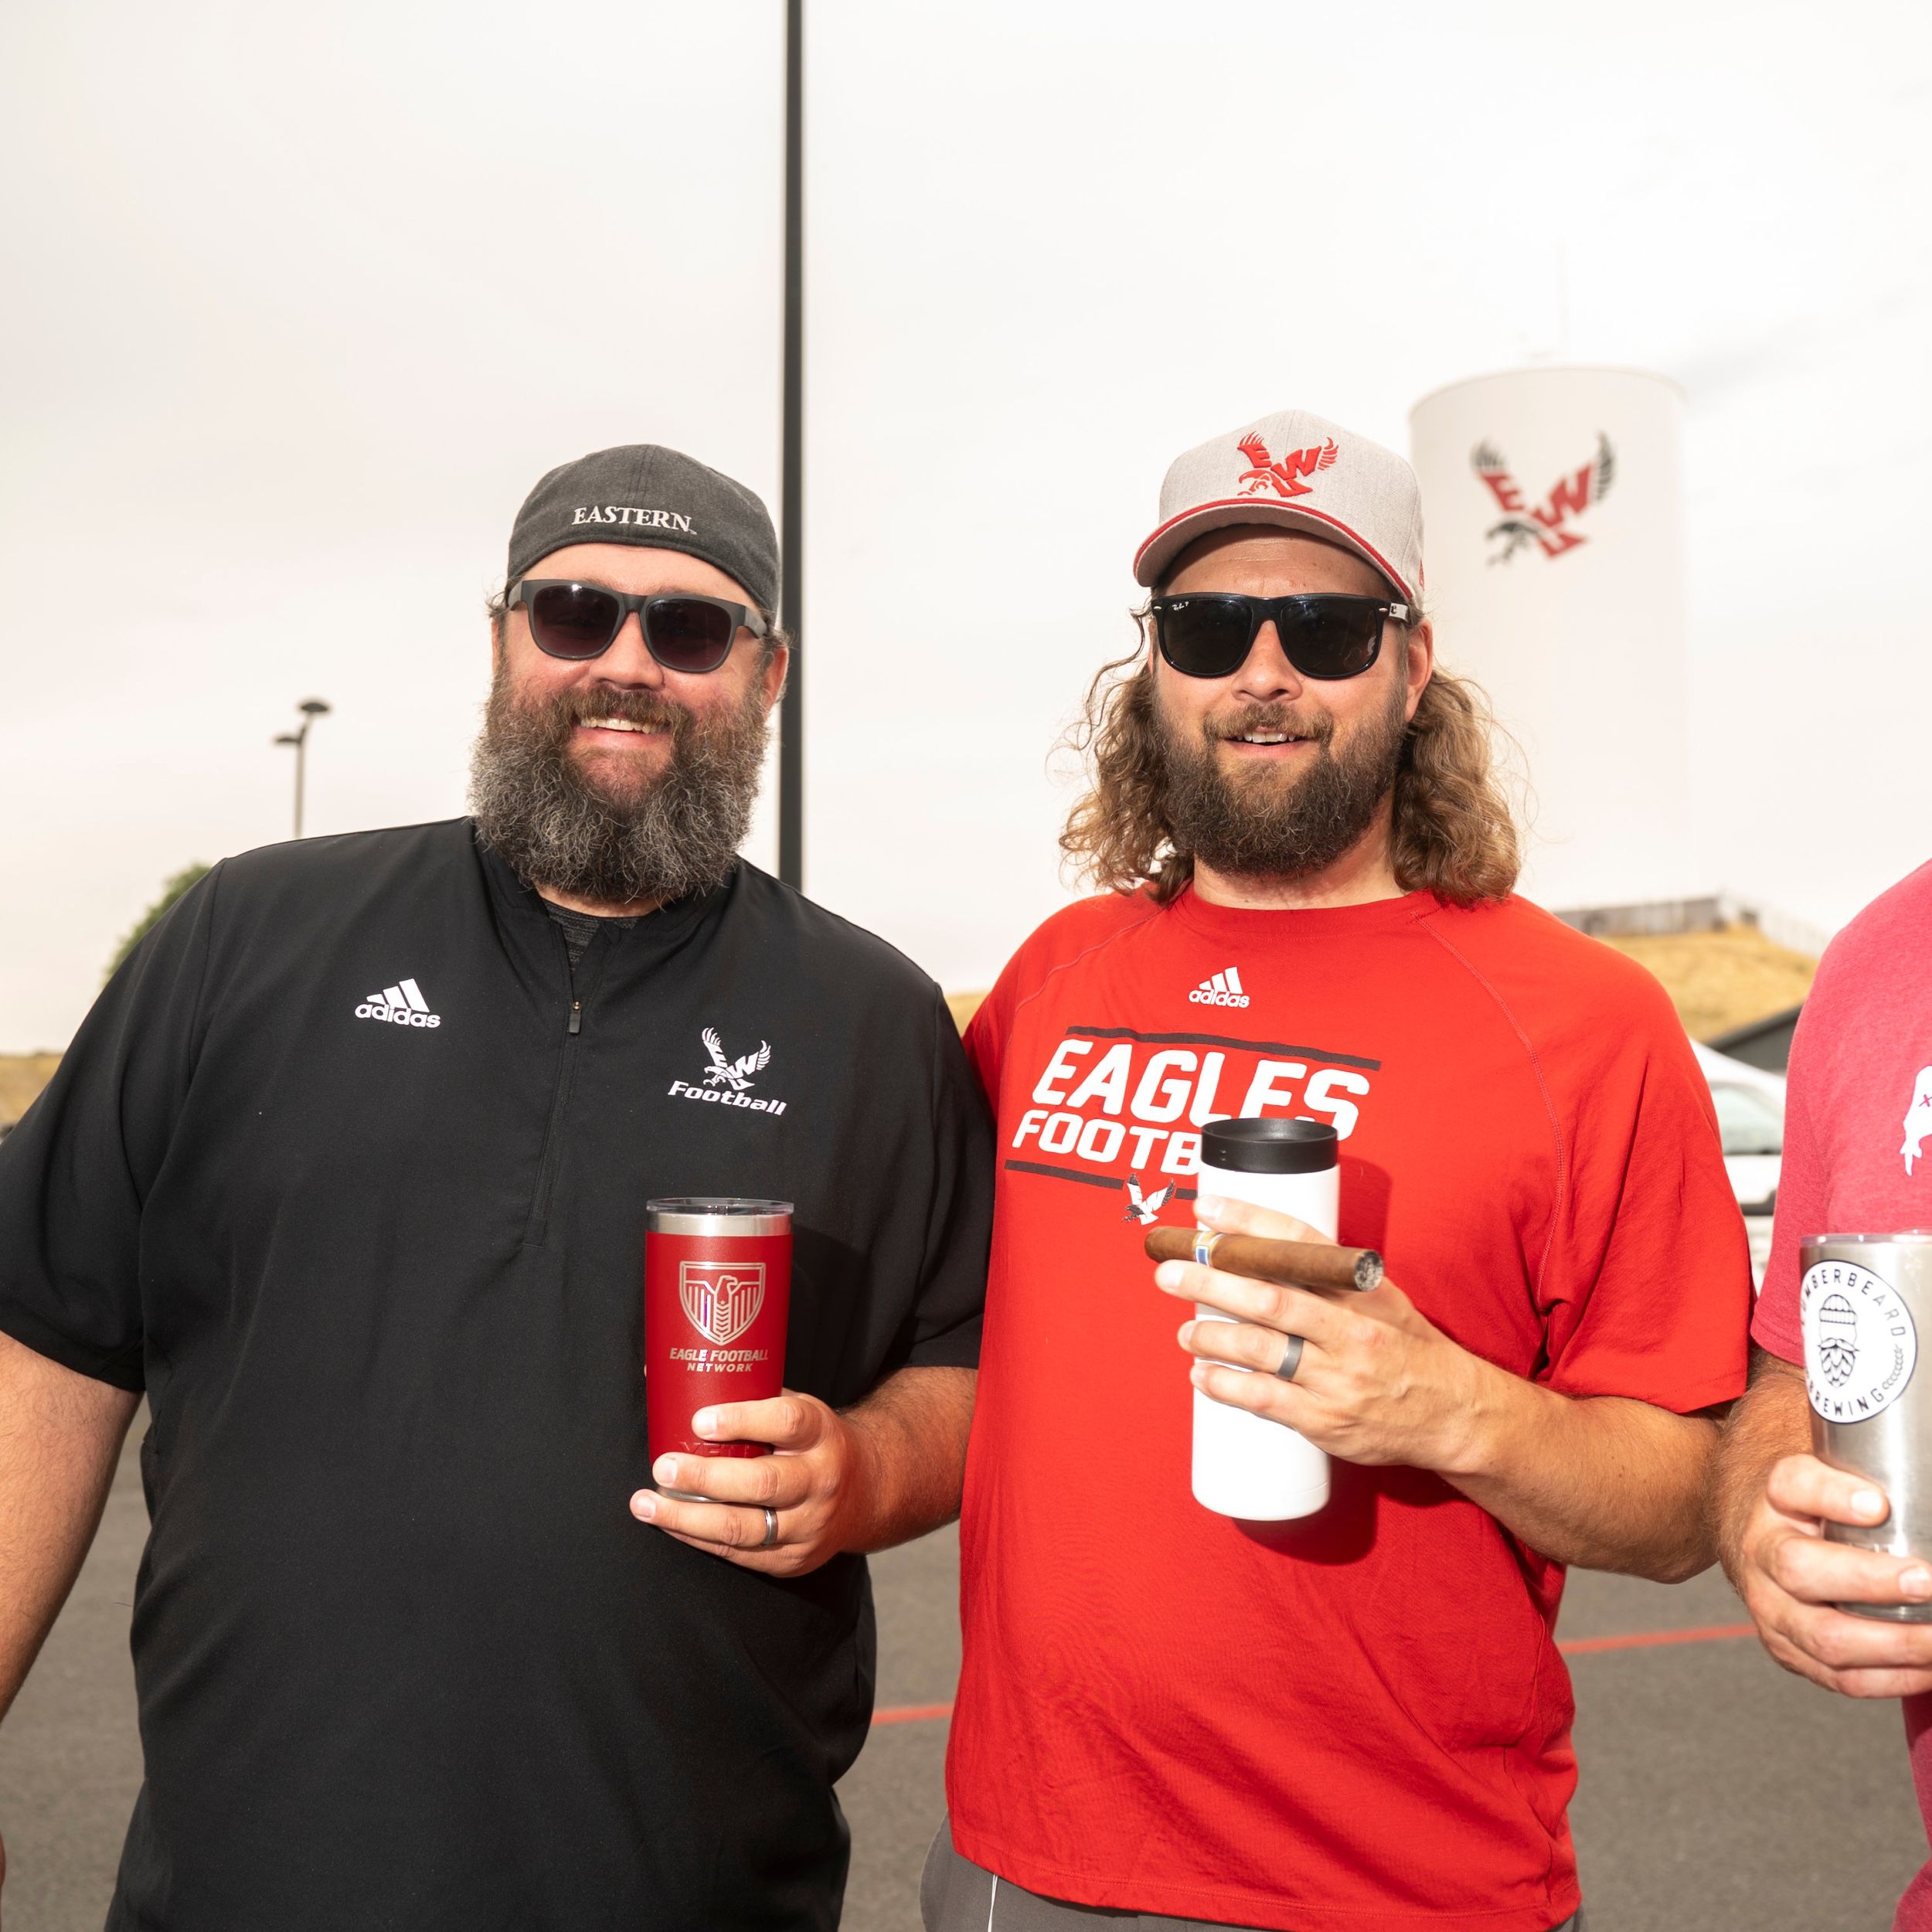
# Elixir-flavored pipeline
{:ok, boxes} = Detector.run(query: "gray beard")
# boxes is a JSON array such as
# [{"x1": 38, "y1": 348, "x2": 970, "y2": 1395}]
[
  {"x1": 468, "y1": 670, "x2": 770, "y2": 906},
  {"x1": 1158, "y1": 680, "x2": 1407, "y2": 883}
]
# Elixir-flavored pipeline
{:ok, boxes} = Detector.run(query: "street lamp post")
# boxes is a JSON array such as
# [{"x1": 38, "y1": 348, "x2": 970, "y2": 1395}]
[{"x1": 273, "y1": 698, "x2": 332, "y2": 839}]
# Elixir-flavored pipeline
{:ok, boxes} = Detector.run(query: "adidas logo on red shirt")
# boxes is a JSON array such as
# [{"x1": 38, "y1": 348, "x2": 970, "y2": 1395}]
[{"x1": 1189, "y1": 968, "x2": 1250, "y2": 1009}]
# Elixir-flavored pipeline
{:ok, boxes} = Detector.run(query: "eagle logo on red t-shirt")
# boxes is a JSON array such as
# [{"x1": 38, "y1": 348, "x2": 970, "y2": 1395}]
[
  {"x1": 1122, "y1": 1175, "x2": 1174, "y2": 1226},
  {"x1": 1903, "y1": 1065, "x2": 1932, "y2": 1176}
]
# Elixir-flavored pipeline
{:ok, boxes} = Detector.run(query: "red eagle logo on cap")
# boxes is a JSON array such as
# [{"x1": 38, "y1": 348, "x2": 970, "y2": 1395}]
[{"x1": 1236, "y1": 434, "x2": 1339, "y2": 499}]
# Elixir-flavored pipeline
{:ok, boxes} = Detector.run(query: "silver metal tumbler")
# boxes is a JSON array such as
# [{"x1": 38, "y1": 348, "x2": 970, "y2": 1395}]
[{"x1": 1801, "y1": 1233, "x2": 1932, "y2": 1623}]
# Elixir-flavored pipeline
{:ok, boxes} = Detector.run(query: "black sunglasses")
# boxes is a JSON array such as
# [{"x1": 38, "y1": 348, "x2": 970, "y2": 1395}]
[
  {"x1": 509, "y1": 579, "x2": 769, "y2": 674},
  {"x1": 1150, "y1": 593, "x2": 1410, "y2": 681}
]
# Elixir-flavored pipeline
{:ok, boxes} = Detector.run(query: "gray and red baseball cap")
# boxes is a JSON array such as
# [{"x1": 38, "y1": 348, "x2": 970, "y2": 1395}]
[{"x1": 1133, "y1": 408, "x2": 1423, "y2": 604}]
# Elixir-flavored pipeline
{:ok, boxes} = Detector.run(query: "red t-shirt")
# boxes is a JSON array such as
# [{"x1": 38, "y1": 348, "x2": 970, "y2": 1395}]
[
  {"x1": 1752, "y1": 859, "x2": 1932, "y2": 1932},
  {"x1": 947, "y1": 884, "x2": 1751, "y2": 1932}
]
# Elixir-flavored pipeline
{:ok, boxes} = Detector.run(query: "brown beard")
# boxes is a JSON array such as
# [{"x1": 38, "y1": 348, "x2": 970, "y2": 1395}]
[
  {"x1": 1155, "y1": 677, "x2": 1409, "y2": 884},
  {"x1": 468, "y1": 670, "x2": 770, "y2": 906}
]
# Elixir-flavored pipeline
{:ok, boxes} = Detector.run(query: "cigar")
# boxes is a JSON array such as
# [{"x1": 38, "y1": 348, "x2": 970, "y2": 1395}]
[{"x1": 1145, "y1": 1227, "x2": 1385, "y2": 1294}]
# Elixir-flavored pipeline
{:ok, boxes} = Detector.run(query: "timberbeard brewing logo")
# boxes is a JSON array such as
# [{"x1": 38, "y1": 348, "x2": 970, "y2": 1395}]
[
  {"x1": 1801, "y1": 1260, "x2": 1919, "y2": 1423},
  {"x1": 679, "y1": 1261, "x2": 766, "y2": 1347},
  {"x1": 1236, "y1": 432, "x2": 1339, "y2": 499},
  {"x1": 1471, "y1": 435, "x2": 1614, "y2": 563}
]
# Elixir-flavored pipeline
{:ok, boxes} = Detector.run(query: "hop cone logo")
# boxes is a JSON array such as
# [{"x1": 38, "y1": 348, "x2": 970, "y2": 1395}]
[{"x1": 1817, "y1": 1293, "x2": 1860, "y2": 1390}]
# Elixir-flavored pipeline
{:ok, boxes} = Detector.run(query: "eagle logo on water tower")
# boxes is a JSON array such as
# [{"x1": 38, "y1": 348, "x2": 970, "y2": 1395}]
[{"x1": 1471, "y1": 434, "x2": 1615, "y2": 563}]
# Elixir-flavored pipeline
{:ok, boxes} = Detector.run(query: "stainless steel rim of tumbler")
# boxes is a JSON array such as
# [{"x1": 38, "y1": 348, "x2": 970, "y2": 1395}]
[
  {"x1": 1809, "y1": 1230, "x2": 1932, "y2": 1245},
  {"x1": 645, "y1": 1197, "x2": 794, "y2": 1238}
]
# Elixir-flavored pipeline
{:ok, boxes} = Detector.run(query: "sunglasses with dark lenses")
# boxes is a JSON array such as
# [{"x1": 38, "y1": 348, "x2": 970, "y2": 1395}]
[
  {"x1": 509, "y1": 579, "x2": 769, "y2": 673},
  {"x1": 1150, "y1": 593, "x2": 1410, "y2": 682}
]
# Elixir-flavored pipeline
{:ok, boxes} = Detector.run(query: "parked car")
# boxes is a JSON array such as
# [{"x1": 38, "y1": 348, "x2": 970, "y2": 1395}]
[{"x1": 1692, "y1": 1041, "x2": 1785, "y2": 1284}]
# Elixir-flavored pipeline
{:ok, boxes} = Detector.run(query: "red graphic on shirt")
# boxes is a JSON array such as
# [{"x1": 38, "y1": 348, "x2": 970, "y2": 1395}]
[
  {"x1": 1471, "y1": 434, "x2": 1614, "y2": 563},
  {"x1": 1009, "y1": 1029, "x2": 1376, "y2": 1207},
  {"x1": 1236, "y1": 434, "x2": 1339, "y2": 499}
]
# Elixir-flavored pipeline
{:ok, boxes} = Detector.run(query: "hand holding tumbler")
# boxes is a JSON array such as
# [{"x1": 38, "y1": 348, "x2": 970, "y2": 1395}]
[
  {"x1": 1802, "y1": 1232, "x2": 1932, "y2": 1621},
  {"x1": 644, "y1": 1198, "x2": 791, "y2": 1498}
]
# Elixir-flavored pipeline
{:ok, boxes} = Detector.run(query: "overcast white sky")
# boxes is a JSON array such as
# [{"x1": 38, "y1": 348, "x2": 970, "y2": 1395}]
[{"x1": 2, "y1": 1, "x2": 1928, "y2": 1051}]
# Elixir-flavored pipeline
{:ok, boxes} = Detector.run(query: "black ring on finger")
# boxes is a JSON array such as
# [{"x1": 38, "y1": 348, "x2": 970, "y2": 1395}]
[
  {"x1": 1275, "y1": 1335, "x2": 1304, "y2": 1383},
  {"x1": 761, "y1": 1506, "x2": 779, "y2": 1549}
]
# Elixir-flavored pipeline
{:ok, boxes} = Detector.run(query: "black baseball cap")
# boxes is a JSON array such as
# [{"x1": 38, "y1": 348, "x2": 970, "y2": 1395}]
[{"x1": 506, "y1": 444, "x2": 780, "y2": 616}]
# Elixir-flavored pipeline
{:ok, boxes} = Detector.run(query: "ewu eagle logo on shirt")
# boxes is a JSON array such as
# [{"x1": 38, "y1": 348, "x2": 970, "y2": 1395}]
[
  {"x1": 666, "y1": 1029, "x2": 790, "y2": 1117},
  {"x1": 1006, "y1": 1022, "x2": 1378, "y2": 1220}
]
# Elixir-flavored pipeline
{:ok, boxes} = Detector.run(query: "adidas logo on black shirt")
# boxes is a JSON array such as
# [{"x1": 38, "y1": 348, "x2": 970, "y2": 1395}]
[{"x1": 354, "y1": 978, "x2": 442, "y2": 1029}]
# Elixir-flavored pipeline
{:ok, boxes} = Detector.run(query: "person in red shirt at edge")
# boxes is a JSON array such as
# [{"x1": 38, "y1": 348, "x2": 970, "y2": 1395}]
[
  {"x1": 1716, "y1": 862, "x2": 1932, "y2": 1931},
  {"x1": 922, "y1": 408, "x2": 1754, "y2": 1932}
]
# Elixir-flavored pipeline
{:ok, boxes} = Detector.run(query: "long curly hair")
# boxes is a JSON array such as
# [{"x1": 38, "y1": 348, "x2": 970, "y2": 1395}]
[{"x1": 1059, "y1": 609, "x2": 1522, "y2": 906}]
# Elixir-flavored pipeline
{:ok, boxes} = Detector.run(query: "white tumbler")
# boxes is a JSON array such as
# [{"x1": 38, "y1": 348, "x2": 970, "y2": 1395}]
[{"x1": 1192, "y1": 1117, "x2": 1339, "y2": 1520}]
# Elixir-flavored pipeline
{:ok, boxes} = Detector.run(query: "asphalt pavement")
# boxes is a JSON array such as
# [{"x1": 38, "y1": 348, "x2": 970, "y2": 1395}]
[{"x1": 3, "y1": 1422, "x2": 1926, "y2": 1930}]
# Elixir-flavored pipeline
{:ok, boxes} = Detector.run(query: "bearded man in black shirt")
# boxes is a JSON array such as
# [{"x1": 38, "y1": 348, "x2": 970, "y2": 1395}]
[{"x1": 0, "y1": 445, "x2": 991, "y2": 1931}]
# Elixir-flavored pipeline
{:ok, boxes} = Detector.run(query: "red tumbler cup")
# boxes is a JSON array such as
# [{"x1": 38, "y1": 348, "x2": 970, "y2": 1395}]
[{"x1": 644, "y1": 1198, "x2": 792, "y2": 1496}]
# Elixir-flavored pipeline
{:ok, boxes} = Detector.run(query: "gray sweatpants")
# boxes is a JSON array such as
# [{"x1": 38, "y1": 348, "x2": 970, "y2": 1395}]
[{"x1": 920, "y1": 1818, "x2": 1587, "y2": 1932}]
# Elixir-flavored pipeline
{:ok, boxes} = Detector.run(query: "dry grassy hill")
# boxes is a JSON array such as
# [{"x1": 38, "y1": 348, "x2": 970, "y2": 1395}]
[
  {"x1": 1595, "y1": 924, "x2": 1816, "y2": 1043},
  {"x1": 0, "y1": 1054, "x2": 61, "y2": 1129}
]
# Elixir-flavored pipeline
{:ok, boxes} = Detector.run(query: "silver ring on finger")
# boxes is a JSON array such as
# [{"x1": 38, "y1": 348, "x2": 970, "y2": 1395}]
[
  {"x1": 761, "y1": 1506, "x2": 780, "y2": 1549},
  {"x1": 1275, "y1": 1335, "x2": 1304, "y2": 1383}
]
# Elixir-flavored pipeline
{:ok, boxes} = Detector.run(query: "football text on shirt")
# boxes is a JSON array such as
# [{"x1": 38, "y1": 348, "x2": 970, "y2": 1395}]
[{"x1": 667, "y1": 1026, "x2": 789, "y2": 1116}]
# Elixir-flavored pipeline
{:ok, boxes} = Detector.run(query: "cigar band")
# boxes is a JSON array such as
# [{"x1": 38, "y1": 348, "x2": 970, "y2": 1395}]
[{"x1": 1192, "y1": 1230, "x2": 1222, "y2": 1268}]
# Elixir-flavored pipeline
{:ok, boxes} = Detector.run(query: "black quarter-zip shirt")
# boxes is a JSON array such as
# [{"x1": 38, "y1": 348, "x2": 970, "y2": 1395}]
[{"x1": 0, "y1": 819, "x2": 992, "y2": 1932}]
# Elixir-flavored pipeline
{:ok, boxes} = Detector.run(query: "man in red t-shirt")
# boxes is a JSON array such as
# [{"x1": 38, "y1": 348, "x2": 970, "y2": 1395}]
[
  {"x1": 923, "y1": 410, "x2": 1753, "y2": 1932},
  {"x1": 1716, "y1": 861, "x2": 1932, "y2": 1930}
]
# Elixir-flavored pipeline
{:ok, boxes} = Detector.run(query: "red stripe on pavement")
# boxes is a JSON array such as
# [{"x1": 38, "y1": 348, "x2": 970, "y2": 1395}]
[
  {"x1": 871, "y1": 1702, "x2": 956, "y2": 1726},
  {"x1": 867, "y1": 1624, "x2": 1761, "y2": 1726},
  {"x1": 1556, "y1": 1621, "x2": 1758, "y2": 1656}
]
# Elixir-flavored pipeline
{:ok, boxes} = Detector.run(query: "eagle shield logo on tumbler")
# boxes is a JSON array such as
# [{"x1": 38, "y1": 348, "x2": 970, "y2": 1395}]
[
  {"x1": 679, "y1": 1263, "x2": 767, "y2": 1347},
  {"x1": 644, "y1": 1199, "x2": 793, "y2": 1485}
]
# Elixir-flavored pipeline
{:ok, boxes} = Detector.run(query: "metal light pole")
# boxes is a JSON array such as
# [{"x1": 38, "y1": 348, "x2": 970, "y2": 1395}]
[
  {"x1": 777, "y1": 0, "x2": 804, "y2": 890},
  {"x1": 273, "y1": 698, "x2": 332, "y2": 839}
]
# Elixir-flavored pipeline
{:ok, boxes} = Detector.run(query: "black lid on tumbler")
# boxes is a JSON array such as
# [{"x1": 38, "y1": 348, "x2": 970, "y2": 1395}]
[{"x1": 1201, "y1": 1117, "x2": 1338, "y2": 1174}]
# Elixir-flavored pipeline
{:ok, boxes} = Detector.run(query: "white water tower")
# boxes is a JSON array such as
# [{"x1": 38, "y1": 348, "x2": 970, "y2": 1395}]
[{"x1": 1408, "y1": 367, "x2": 1693, "y2": 912}]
